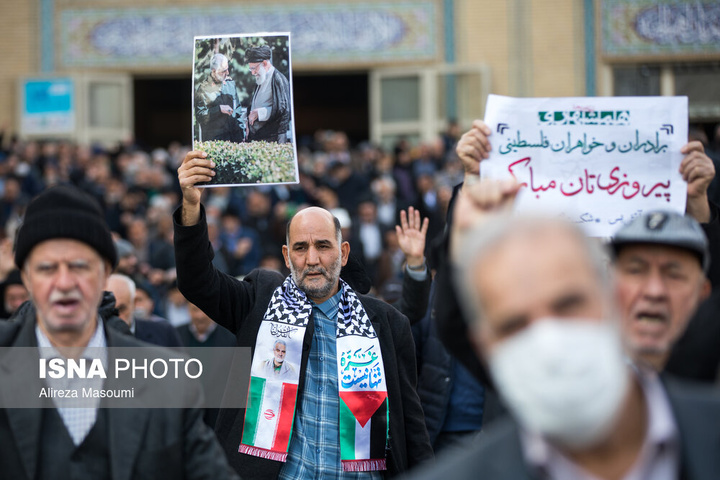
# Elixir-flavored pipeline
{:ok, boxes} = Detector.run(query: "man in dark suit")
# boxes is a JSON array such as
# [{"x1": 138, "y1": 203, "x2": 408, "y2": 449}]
[
  {"x1": 411, "y1": 178, "x2": 720, "y2": 480},
  {"x1": 0, "y1": 185, "x2": 238, "y2": 480},
  {"x1": 105, "y1": 273, "x2": 183, "y2": 348},
  {"x1": 177, "y1": 302, "x2": 236, "y2": 348},
  {"x1": 176, "y1": 302, "x2": 236, "y2": 430}
]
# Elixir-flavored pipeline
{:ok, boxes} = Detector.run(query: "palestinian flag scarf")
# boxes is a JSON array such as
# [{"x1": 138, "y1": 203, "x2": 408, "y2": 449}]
[{"x1": 239, "y1": 276, "x2": 389, "y2": 472}]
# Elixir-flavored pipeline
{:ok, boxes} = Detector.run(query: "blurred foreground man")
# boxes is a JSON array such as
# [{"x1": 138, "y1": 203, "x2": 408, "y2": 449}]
[
  {"x1": 0, "y1": 185, "x2": 238, "y2": 480},
  {"x1": 411, "y1": 178, "x2": 720, "y2": 480}
]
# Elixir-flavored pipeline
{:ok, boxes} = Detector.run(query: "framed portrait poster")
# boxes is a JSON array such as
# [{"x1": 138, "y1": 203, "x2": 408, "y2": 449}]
[{"x1": 192, "y1": 32, "x2": 298, "y2": 186}]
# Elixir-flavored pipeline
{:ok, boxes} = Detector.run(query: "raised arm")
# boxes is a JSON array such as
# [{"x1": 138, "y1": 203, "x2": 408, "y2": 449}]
[
  {"x1": 396, "y1": 207, "x2": 429, "y2": 271},
  {"x1": 681, "y1": 140, "x2": 715, "y2": 224},
  {"x1": 177, "y1": 150, "x2": 215, "y2": 226},
  {"x1": 394, "y1": 207, "x2": 431, "y2": 324},
  {"x1": 456, "y1": 119, "x2": 493, "y2": 183}
]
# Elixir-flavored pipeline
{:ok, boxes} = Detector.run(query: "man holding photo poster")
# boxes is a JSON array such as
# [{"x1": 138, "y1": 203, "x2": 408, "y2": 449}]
[
  {"x1": 174, "y1": 151, "x2": 433, "y2": 478},
  {"x1": 245, "y1": 45, "x2": 291, "y2": 143}
]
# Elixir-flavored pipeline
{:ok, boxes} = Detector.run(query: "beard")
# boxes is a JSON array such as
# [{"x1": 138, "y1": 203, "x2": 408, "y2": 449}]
[
  {"x1": 289, "y1": 253, "x2": 342, "y2": 301},
  {"x1": 254, "y1": 65, "x2": 269, "y2": 85},
  {"x1": 211, "y1": 71, "x2": 226, "y2": 85}
]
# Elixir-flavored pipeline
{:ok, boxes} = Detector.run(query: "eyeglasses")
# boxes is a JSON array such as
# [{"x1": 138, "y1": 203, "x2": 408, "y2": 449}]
[{"x1": 248, "y1": 63, "x2": 262, "y2": 73}]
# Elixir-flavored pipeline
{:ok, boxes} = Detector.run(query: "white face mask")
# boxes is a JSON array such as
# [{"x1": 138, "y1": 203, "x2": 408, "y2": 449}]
[{"x1": 487, "y1": 318, "x2": 629, "y2": 450}]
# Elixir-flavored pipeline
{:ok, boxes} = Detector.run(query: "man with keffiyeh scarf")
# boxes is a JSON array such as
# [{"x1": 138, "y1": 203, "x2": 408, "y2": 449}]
[{"x1": 174, "y1": 149, "x2": 433, "y2": 479}]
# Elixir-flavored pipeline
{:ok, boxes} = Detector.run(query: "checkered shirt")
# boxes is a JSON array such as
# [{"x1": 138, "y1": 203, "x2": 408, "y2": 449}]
[
  {"x1": 279, "y1": 287, "x2": 382, "y2": 480},
  {"x1": 36, "y1": 319, "x2": 107, "y2": 446}
]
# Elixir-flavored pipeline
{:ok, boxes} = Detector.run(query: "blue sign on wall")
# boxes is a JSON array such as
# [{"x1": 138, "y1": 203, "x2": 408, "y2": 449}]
[
  {"x1": 21, "y1": 78, "x2": 76, "y2": 135},
  {"x1": 25, "y1": 80, "x2": 73, "y2": 113}
]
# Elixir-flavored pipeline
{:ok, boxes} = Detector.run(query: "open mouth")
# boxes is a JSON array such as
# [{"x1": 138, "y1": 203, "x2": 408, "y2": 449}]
[
  {"x1": 52, "y1": 298, "x2": 81, "y2": 314},
  {"x1": 635, "y1": 312, "x2": 667, "y2": 324},
  {"x1": 631, "y1": 311, "x2": 669, "y2": 338}
]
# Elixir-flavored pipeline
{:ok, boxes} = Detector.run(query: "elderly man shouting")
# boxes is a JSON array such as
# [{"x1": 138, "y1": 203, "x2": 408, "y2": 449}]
[{"x1": 0, "y1": 185, "x2": 238, "y2": 480}]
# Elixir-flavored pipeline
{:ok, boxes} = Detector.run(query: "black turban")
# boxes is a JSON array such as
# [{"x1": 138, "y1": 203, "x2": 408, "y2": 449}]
[{"x1": 245, "y1": 45, "x2": 271, "y2": 63}]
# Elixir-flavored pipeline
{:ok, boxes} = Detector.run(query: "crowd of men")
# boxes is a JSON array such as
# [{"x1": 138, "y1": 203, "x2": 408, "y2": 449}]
[
  {"x1": 0, "y1": 123, "x2": 459, "y2": 324},
  {"x1": 1, "y1": 115, "x2": 720, "y2": 479}
]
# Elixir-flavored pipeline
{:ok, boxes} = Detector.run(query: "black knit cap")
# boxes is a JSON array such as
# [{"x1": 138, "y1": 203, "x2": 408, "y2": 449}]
[
  {"x1": 245, "y1": 45, "x2": 271, "y2": 63},
  {"x1": 14, "y1": 185, "x2": 117, "y2": 269}
]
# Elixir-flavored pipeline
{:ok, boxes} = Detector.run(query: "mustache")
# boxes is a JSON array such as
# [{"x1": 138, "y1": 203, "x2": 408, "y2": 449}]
[
  {"x1": 49, "y1": 291, "x2": 82, "y2": 303},
  {"x1": 301, "y1": 267, "x2": 329, "y2": 279}
]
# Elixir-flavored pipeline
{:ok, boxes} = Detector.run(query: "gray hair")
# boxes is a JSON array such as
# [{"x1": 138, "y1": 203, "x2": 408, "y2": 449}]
[
  {"x1": 210, "y1": 53, "x2": 228, "y2": 71},
  {"x1": 371, "y1": 176, "x2": 396, "y2": 195},
  {"x1": 109, "y1": 273, "x2": 136, "y2": 303},
  {"x1": 453, "y1": 215, "x2": 612, "y2": 328}
]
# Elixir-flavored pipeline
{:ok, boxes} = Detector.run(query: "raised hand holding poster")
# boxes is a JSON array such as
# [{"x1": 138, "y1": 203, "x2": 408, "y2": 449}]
[{"x1": 192, "y1": 32, "x2": 298, "y2": 187}]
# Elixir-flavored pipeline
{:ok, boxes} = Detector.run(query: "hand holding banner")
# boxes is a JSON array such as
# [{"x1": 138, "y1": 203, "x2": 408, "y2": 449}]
[{"x1": 480, "y1": 95, "x2": 688, "y2": 236}]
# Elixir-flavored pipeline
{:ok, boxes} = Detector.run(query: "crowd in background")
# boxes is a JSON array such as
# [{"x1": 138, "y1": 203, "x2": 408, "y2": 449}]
[
  {"x1": 0, "y1": 124, "x2": 464, "y2": 325},
  {"x1": 3, "y1": 122, "x2": 720, "y2": 325},
  {"x1": 4, "y1": 120, "x2": 720, "y2": 477}
]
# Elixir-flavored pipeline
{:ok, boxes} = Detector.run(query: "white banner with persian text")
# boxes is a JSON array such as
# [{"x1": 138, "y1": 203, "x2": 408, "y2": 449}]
[{"x1": 480, "y1": 95, "x2": 688, "y2": 237}]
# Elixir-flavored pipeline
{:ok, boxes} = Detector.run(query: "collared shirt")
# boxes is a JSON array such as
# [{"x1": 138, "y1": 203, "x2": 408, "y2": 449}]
[
  {"x1": 279, "y1": 286, "x2": 381, "y2": 480},
  {"x1": 521, "y1": 371, "x2": 679, "y2": 480},
  {"x1": 405, "y1": 263, "x2": 428, "y2": 280},
  {"x1": 36, "y1": 319, "x2": 107, "y2": 446}
]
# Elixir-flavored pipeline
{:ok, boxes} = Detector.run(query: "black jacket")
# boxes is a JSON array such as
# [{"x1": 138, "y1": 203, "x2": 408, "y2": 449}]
[
  {"x1": 173, "y1": 206, "x2": 433, "y2": 479},
  {"x1": 407, "y1": 376, "x2": 720, "y2": 480},
  {"x1": 0, "y1": 302, "x2": 238, "y2": 480},
  {"x1": 665, "y1": 203, "x2": 720, "y2": 382}
]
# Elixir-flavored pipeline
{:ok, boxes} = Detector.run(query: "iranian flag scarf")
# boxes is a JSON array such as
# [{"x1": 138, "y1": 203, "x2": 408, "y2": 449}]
[{"x1": 239, "y1": 276, "x2": 389, "y2": 472}]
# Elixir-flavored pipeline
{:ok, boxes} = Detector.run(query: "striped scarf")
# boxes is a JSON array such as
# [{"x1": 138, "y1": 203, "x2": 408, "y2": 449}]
[{"x1": 240, "y1": 276, "x2": 389, "y2": 472}]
